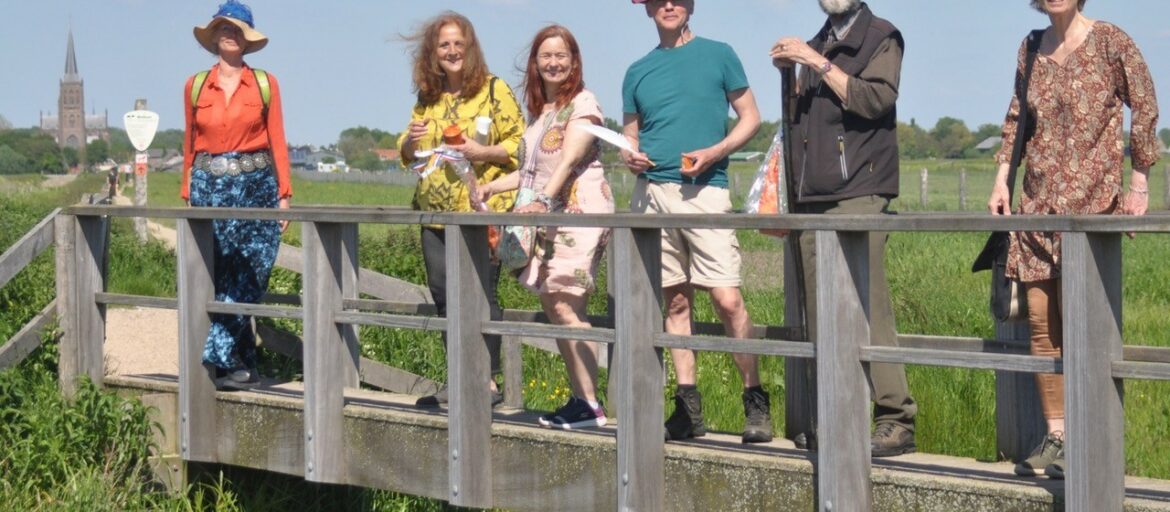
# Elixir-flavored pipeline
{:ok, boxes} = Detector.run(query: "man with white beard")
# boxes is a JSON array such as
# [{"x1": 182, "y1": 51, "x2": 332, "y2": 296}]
[{"x1": 770, "y1": 1, "x2": 918, "y2": 457}]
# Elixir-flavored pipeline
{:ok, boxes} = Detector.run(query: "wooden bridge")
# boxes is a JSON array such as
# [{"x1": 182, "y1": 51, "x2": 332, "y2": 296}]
[{"x1": 5, "y1": 204, "x2": 1170, "y2": 511}]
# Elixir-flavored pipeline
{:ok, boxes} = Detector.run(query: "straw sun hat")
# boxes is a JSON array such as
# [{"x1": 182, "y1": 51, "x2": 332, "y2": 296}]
[{"x1": 193, "y1": 0, "x2": 268, "y2": 55}]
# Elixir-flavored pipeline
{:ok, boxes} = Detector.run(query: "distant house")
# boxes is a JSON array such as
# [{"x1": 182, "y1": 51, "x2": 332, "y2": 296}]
[
  {"x1": 147, "y1": 148, "x2": 183, "y2": 170},
  {"x1": 373, "y1": 148, "x2": 400, "y2": 162},
  {"x1": 975, "y1": 136, "x2": 1003, "y2": 153},
  {"x1": 289, "y1": 145, "x2": 314, "y2": 169},
  {"x1": 317, "y1": 160, "x2": 348, "y2": 173}
]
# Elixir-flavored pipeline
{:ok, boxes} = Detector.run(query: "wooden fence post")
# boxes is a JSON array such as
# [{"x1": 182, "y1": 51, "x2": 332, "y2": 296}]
[
  {"x1": 814, "y1": 230, "x2": 872, "y2": 512},
  {"x1": 994, "y1": 313, "x2": 1046, "y2": 463},
  {"x1": 1062, "y1": 232, "x2": 1124, "y2": 512},
  {"x1": 613, "y1": 227, "x2": 665, "y2": 512},
  {"x1": 1162, "y1": 164, "x2": 1169, "y2": 211},
  {"x1": 919, "y1": 168, "x2": 929, "y2": 209},
  {"x1": 606, "y1": 246, "x2": 621, "y2": 420},
  {"x1": 445, "y1": 225, "x2": 494, "y2": 508},
  {"x1": 176, "y1": 219, "x2": 217, "y2": 463},
  {"x1": 959, "y1": 168, "x2": 968, "y2": 211},
  {"x1": 302, "y1": 221, "x2": 361, "y2": 484},
  {"x1": 783, "y1": 235, "x2": 815, "y2": 441},
  {"x1": 55, "y1": 214, "x2": 106, "y2": 398},
  {"x1": 502, "y1": 335, "x2": 524, "y2": 409}
]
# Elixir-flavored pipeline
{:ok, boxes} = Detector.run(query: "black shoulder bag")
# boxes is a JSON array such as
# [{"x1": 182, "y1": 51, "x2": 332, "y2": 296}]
[{"x1": 972, "y1": 30, "x2": 1044, "y2": 322}]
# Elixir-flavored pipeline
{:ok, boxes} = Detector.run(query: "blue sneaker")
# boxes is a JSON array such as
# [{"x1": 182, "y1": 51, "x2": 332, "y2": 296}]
[{"x1": 538, "y1": 397, "x2": 607, "y2": 430}]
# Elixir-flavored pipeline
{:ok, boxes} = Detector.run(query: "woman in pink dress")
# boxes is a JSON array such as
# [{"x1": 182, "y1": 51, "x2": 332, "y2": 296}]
[
  {"x1": 988, "y1": 0, "x2": 1159, "y2": 479},
  {"x1": 481, "y1": 25, "x2": 614, "y2": 429}
]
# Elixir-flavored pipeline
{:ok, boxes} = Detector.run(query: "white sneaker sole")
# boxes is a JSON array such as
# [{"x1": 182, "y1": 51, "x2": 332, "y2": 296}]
[{"x1": 539, "y1": 416, "x2": 608, "y2": 430}]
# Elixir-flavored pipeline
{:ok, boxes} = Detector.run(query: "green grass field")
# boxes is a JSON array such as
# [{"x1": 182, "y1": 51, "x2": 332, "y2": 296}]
[{"x1": 3, "y1": 163, "x2": 1170, "y2": 509}]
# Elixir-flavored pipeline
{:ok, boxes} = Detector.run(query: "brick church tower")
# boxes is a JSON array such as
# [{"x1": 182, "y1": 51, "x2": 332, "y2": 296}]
[
  {"x1": 40, "y1": 29, "x2": 108, "y2": 154},
  {"x1": 57, "y1": 30, "x2": 86, "y2": 149}
]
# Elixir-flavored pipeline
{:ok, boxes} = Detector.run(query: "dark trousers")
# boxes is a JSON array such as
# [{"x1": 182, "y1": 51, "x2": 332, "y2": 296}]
[
  {"x1": 421, "y1": 227, "x2": 503, "y2": 375},
  {"x1": 796, "y1": 195, "x2": 917, "y2": 427}
]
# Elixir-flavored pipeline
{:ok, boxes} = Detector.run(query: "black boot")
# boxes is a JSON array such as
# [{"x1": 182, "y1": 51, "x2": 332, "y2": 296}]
[
  {"x1": 664, "y1": 386, "x2": 705, "y2": 440},
  {"x1": 741, "y1": 386, "x2": 773, "y2": 443}
]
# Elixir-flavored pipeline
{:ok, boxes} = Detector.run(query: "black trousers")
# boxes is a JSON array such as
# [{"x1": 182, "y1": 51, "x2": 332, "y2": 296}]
[{"x1": 420, "y1": 226, "x2": 503, "y2": 375}]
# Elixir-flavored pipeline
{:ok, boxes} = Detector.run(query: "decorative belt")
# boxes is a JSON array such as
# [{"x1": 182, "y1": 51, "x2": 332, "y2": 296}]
[{"x1": 195, "y1": 150, "x2": 272, "y2": 176}]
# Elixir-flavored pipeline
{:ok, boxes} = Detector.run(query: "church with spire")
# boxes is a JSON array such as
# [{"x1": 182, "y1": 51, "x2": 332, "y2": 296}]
[{"x1": 39, "y1": 29, "x2": 108, "y2": 150}]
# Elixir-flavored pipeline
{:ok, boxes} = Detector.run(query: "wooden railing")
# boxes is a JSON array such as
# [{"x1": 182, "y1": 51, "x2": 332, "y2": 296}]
[{"x1": 28, "y1": 205, "x2": 1170, "y2": 511}]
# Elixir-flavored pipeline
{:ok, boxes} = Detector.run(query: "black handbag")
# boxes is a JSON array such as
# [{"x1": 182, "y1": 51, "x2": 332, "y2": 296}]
[{"x1": 972, "y1": 30, "x2": 1043, "y2": 322}]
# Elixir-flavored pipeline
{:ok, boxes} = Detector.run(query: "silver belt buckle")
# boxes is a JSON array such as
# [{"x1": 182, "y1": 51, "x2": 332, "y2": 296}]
[
  {"x1": 227, "y1": 158, "x2": 241, "y2": 176},
  {"x1": 240, "y1": 155, "x2": 255, "y2": 173},
  {"x1": 209, "y1": 156, "x2": 229, "y2": 175}
]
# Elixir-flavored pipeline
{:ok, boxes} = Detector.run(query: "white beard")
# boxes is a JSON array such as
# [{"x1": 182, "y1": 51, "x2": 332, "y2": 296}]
[{"x1": 819, "y1": 0, "x2": 860, "y2": 15}]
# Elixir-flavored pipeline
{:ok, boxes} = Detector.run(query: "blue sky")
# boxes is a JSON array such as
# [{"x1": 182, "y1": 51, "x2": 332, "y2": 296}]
[{"x1": 2, "y1": 0, "x2": 1167, "y2": 146}]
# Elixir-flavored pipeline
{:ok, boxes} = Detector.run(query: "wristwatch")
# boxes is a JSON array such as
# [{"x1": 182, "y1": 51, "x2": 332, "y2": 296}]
[
  {"x1": 818, "y1": 60, "x2": 833, "y2": 74},
  {"x1": 533, "y1": 192, "x2": 557, "y2": 211}
]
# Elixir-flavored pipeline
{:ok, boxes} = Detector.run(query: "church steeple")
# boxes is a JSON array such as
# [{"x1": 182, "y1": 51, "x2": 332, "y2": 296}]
[{"x1": 64, "y1": 29, "x2": 80, "y2": 83}]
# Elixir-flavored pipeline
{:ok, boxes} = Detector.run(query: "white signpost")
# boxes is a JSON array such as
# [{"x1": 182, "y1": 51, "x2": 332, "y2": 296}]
[{"x1": 123, "y1": 101, "x2": 159, "y2": 242}]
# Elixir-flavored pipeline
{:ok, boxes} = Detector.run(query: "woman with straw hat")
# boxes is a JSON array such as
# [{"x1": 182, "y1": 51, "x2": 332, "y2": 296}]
[{"x1": 182, "y1": 0, "x2": 292, "y2": 390}]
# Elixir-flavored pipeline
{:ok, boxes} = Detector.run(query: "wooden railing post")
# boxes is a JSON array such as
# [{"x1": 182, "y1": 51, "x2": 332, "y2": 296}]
[
  {"x1": 55, "y1": 214, "x2": 106, "y2": 398},
  {"x1": 994, "y1": 312, "x2": 1045, "y2": 462},
  {"x1": 606, "y1": 243, "x2": 622, "y2": 420},
  {"x1": 303, "y1": 221, "x2": 361, "y2": 484},
  {"x1": 814, "y1": 230, "x2": 872, "y2": 512},
  {"x1": 959, "y1": 168, "x2": 968, "y2": 211},
  {"x1": 177, "y1": 219, "x2": 217, "y2": 462},
  {"x1": 502, "y1": 335, "x2": 524, "y2": 409},
  {"x1": 445, "y1": 225, "x2": 494, "y2": 508},
  {"x1": 1063, "y1": 232, "x2": 1124, "y2": 512},
  {"x1": 784, "y1": 235, "x2": 815, "y2": 441},
  {"x1": 613, "y1": 227, "x2": 665, "y2": 512}
]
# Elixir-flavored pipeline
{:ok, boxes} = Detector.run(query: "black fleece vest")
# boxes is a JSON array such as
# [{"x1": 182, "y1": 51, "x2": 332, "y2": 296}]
[{"x1": 791, "y1": 4, "x2": 902, "y2": 204}]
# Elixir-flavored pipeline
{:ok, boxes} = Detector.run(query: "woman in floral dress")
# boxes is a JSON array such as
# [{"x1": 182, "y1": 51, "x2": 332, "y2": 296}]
[
  {"x1": 481, "y1": 25, "x2": 614, "y2": 429},
  {"x1": 988, "y1": 0, "x2": 1159, "y2": 479}
]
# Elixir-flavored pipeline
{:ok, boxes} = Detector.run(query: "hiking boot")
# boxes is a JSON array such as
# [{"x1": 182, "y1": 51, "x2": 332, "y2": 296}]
[
  {"x1": 794, "y1": 431, "x2": 818, "y2": 452},
  {"x1": 871, "y1": 422, "x2": 916, "y2": 457},
  {"x1": 538, "y1": 397, "x2": 607, "y2": 430},
  {"x1": 216, "y1": 367, "x2": 259, "y2": 391},
  {"x1": 415, "y1": 385, "x2": 504, "y2": 409},
  {"x1": 664, "y1": 387, "x2": 705, "y2": 440},
  {"x1": 741, "y1": 386, "x2": 773, "y2": 443},
  {"x1": 1044, "y1": 453, "x2": 1065, "y2": 480},
  {"x1": 1014, "y1": 432, "x2": 1063, "y2": 476}
]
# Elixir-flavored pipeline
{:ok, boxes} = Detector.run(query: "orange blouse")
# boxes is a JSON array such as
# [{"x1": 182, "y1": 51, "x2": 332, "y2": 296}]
[{"x1": 181, "y1": 64, "x2": 292, "y2": 200}]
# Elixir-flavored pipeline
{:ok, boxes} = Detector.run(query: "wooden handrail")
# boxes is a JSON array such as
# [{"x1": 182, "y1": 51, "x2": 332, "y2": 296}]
[
  {"x1": 48, "y1": 207, "x2": 1170, "y2": 512},
  {"x1": 62, "y1": 204, "x2": 1170, "y2": 233}
]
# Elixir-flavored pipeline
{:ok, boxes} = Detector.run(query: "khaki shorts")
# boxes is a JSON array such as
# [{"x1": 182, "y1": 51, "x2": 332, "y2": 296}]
[{"x1": 630, "y1": 180, "x2": 742, "y2": 289}]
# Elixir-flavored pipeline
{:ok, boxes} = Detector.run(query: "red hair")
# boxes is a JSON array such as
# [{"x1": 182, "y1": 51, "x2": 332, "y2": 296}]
[
  {"x1": 521, "y1": 25, "x2": 585, "y2": 121},
  {"x1": 404, "y1": 11, "x2": 489, "y2": 106}
]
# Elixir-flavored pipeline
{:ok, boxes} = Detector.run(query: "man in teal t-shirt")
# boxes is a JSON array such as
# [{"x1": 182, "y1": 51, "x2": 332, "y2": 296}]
[{"x1": 622, "y1": 0, "x2": 770, "y2": 444}]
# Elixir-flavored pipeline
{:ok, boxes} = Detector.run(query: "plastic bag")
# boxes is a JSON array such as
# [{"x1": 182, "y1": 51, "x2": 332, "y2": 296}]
[{"x1": 744, "y1": 131, "x2": 788, "y2": 237}]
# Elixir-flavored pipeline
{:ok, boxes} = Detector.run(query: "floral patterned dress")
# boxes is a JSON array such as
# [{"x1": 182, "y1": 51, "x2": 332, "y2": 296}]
[
  {"x1": 996, "y1": 22, "x2": 1160, "y2": 282},
  {"x1": 518, "y1": 90, "x2": 615, "y2": 296}
]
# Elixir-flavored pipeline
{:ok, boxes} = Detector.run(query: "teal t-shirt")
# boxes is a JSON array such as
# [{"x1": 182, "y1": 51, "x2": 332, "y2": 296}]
[{"x1": 621, "y1": 37, "x2": 749, "y2": 188}]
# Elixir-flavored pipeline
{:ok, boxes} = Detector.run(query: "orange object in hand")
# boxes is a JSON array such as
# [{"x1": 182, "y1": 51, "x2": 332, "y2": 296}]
[
  {"x1": 443, "y1": 124, "x2": 465, "y2": 145},
  {"x1": 681, "y1": 154, "x2": 696, "y2": 172}
]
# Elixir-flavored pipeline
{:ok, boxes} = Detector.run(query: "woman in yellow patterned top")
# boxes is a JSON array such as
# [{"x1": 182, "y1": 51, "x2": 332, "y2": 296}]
[{"x1": 399, "y1": 11, "x2": 524, "y2": 408}]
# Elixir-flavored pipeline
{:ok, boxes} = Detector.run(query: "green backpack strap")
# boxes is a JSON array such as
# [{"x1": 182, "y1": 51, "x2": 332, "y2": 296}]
[
  {"x1": 251, "y1": 68, "x2": 271, "y2": 118},
  {"x1": 190, "y1": 70, "x2": 211, "y2": 108},
  {"x1": 189, "y1": 68, "x2": 271, "y2": 114}
]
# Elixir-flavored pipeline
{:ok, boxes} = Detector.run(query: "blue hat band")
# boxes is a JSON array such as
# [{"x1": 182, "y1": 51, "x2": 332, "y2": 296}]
[{"x1": 212, "y1": 0, "x2": 255, "y2": 29}]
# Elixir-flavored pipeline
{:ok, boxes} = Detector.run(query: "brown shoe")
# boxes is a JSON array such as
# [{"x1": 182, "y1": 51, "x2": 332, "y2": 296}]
[
  {"x1": 871, "y1": 422, "x2": 916, "y2": 457},
  {"x1": 741, "y1": 386, "x2": 773, "y2": 444}
]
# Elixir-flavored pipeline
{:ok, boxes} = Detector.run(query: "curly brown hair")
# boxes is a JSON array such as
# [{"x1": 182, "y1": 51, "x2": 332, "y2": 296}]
[
  {"x1": 404, "y1": 11, "x2": 489, "y2": 106},
  {"x1": 1029, "y1": 0, "x2": 1086, "y2": 13}
]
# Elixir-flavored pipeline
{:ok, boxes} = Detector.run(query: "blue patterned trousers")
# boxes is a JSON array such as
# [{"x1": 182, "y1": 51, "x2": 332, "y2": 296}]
[{"x1": 189, "y1": 164, "x2": 281, "y2": 370}]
